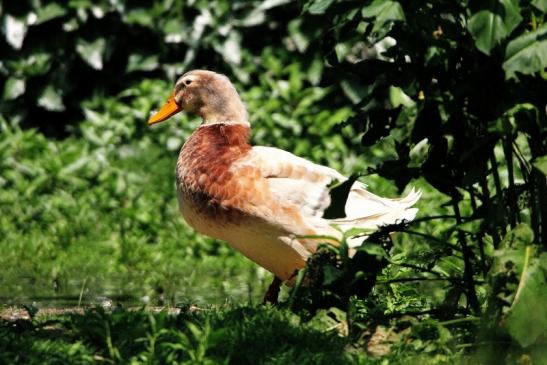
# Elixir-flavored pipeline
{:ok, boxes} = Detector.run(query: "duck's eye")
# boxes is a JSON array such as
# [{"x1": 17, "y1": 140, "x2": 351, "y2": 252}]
[{"x1": 185, "y1": 79, "x2": 192, "y2": 86}]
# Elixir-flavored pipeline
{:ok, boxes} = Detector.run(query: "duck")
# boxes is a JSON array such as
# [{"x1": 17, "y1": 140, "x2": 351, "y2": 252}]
[{"x1": 148, "y1": 70, "x2": 421, "y2": 303}]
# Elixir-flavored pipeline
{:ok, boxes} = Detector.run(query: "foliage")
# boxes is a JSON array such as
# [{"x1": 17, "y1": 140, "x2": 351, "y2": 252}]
[
  {"x1": 287, "y1": 0, "x2": 547, "y2": 362},
  {"x1": 1, "y1": 0, "x2": 546, "y2": 363}
]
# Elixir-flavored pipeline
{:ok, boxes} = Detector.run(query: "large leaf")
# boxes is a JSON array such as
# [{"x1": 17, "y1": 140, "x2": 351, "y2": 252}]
[
  {"x1": 76, "y1": 38, "x2": 106, "y2": 70},
  {"x1": 490, "y1": 224, "x2": 534, "y2": 276},
  {"x1": 503, "y1": 23, "x2": 547, "y2": 79},
  {"x1": 307, "y1": 0, "x2": 335, "y2": 15},
  {"x1": 37, "y1": 86, "x2": 65, "y2": 112},
  {"x1": 3, "y1": 77, "x2": 25, "y2": 100},
  {"x1": 500, "y1": 223, "x2": 535, "y2": 250},
  {"x1": 127, "y1": 54, "x2": 159, "y2": 73},
  {"x1": 531, "y1": 0, "x2": 547, "y2": 12},
  {"x1": 288, "y1": 19, "x2": 309, "y2": 53},
  {"x1": 505, "y1": 251, "x2": 547, "y2": 348},
  {"x1": 3, "y1": 15, "x2": 27, "y2": 49},
  {"x1": 389, "y1": 86, "x2": 415, "y2": 108},
  {"x1": 532, "y1": 155, "x2": 547, "y2": 176},
  {"x1": 340, "y1": 79, "x2": 373, "y2": 104},
  {"x1": 34, "y1": 3, "x2": 67, "y2": 25},
  {"x1": 468, "y1": 0, "x2": 522, "y2": 55},
  {"x1": 221, "y1": 32, "x2": 242, "y2": 65},
  {"x1": 361, "y1": 0, "x2": 405, "y2": 33}
]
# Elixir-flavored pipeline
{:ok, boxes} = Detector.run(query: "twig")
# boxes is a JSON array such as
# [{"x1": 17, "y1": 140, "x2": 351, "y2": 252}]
[
  {"x1": 402, "y1": 229, "x2": 463, "y2": 253},
  {"x1": 78, "y1": 277, "x2": 88, "y2": 308},
  {"x1": 438, "y1": 316, "x2": 480, "y2": 326},
  {"x1": 452, "y1": 199, "x2": 481, "y2": 316},
  {"x1": 387, "y1": 261, "x2": 444, "y2": 277},
  {"x1": 378, "y1": 277, "x2": 458, "y2": 284},
  {"x1": 503, "y1": 132, "x2": 519, "y2": 227}
]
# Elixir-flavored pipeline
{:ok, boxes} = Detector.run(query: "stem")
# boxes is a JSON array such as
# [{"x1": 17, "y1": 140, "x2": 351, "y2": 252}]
[
  {"x1": 476, "y1": 233, "x2": 488, "y2": 278},
  {"x1": 528, "y1": 170, "x2": 541, "y2": 247},
  {"x1": 480, "y1": 176, "x2": 501, "y2": 247},
  {"x1": 479, "y1": 176, "x2": 491, "y2": 203},
  {"x1": 378, "y1": 277, "x2": 451, "y2": 283},
  {"x1": 387, "y1": 261, "x2": 444, "y2": 277},
  {"x1": 511, "y1": 245, "x2": 534, "y2": 308},
  {"x1": 411, "y1": 214, "x2": 459, "y2": 223},
  {"x1": 512, "y1": 142, "x2": 531, "y2": 180},
  {"x1": 452, "y1": 198, "x2": 481, "y2": 315},
  {"x1": 378, "y1": 277, "x2": 485, "y2": 284},
  {"x1": 503, "y1": 133, "x2": 519, "y2": 227},
  {"x1": 469, "y1": 187, "x2": 488, "y2": 277},
  {"x1": 78, "y1": 277, "x2": 88, "y2": 308},
  {"x1": 489, "y1": 151, "x2": 503, "y2": 203},
  {"x1": 403, "y1": 229, "x2": 463, "y2": 253},
  {"x1": 532, "y1": 168, "x2": 547, "y2": 247},
  {"x1": 439, "y1": 316, "x2": 480, "y2": 326},
  {"x1": 469, "y1": 188, "x2": 478, "y2": 213}
]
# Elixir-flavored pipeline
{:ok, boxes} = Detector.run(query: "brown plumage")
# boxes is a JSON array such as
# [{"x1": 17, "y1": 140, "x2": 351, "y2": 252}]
[
  {"x1": 148, "y1": 70, "x2": 421, "y2": 303},
  {"x1": 176, "y1": 123, "x2": 252, "y2": 224}
]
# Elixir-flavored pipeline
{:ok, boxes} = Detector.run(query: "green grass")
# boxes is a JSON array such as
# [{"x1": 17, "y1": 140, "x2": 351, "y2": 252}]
[
  {"x1": 0, "y1": 306, "x2": 357, "y2": 365},
  {"x1": 9, "y1": 305, "x2": 514, "y2": 364},
  {"x1": 0, "y1": 85, "x2": 271, "y2": 306}
]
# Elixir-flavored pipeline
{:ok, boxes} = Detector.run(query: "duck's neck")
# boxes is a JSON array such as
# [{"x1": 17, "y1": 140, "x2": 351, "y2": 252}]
[
  {"x1": 198, "y1": 90, "x2": 249, "y2": 126},
  {"x1": 201, "y1": 119, "x2": 250, "y2": 127},
  {"x1": 195, "y1": 122, "x2": 251, "y2": 147}
]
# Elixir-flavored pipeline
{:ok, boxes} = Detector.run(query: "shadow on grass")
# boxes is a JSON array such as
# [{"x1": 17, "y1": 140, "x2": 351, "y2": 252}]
[{"x1": 0, "y1": 306, "x2": 353, "y2": 364}]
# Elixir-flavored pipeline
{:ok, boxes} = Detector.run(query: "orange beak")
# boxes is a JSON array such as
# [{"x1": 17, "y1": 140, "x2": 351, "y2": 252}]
[{"x1": 148, "y1": 92, "x2": 182, "y2": 125}]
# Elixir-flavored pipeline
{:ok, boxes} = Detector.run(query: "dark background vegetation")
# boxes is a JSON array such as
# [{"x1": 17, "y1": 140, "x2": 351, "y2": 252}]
[{"x1": 1, "y1": 0, "x2": 546, "y2": 364}]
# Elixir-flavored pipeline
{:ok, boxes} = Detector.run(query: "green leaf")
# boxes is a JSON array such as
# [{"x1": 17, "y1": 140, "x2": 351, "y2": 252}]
[
  {"x1": 409, "y1": 138, "x2": 430, "y2": 167},
  {"x1": 389, "y1": 85, "x2": 415, "y2": 108},
  {"x1": 506, "y1": 250, "x2": 547, "y2": 348},
  {"x1": 468, "y1": 0, "x2": 522, "y2": 55},
  {"x1": 322, "y1": 264, "x2": 343, "y2": 285},
  {"x1": 76, "y1": 38, "x2": 106, "y2": 70},
  {"x1": 532, "y1": 0, "x2": 547, "y2": 12},
  {"x1": 343, "y1": 227, "x2": 374, "y2": 241},
  {"x1": 220, "y1": 32, "x2": 242, "y2": 65},
  {"x1": 307, "y1": 57, "x2": 324, "y2": 85},
  {"x1": 288, "y1": 19, "x2": 309, "y2": 53},
  {"x1": 361, "y1": 0, "x2": 405, "y2": 33},
  {"x1": 503, "y1": 23, "x2": 547, "y2": 79},
  {"x1": 360, "y1": 243, "x2": 387, "y2": 258},
  {"x1": 334, "y1": 42, "x2": 351, "y2": 62},
  {"x1": 308, "y1": 0, "x2": 335, "y2": 15},
  {"x1": 3, "y1": 77, "x2": 25, "y2": 100},
  {"x1": 127, "y1": 54, "x2": 159, "y2": 73},
  {"x1": 532, "y1": 155, "x2": 547, "y2": 176},
  {"x1": 38, "y1": 86, "x2": 65, "y2": 111},
  {"x1": 308, "y1": 308, "x2": 347, "y2": 331},
  {"x1": 34, "y1": 3, "x2": 67, "y2": 25},
  {"x1": 123, "y1": 8, "x2": 153, "y2": 27},
  {"x1": 323, "y1": 174, "x2": 360, "y2": 219},
  {"x1": 500, "y1": 223, "x2": 535, "y2": 250},
  {"x1": 490, "y1": 224, "x2": 535, "y2": 276},
  {"x1": 340, "y1": 79, "x2": 372, "y2": 104},
  {"x1": 4, "y1": 15, "x2": 27, "y2": 49}
]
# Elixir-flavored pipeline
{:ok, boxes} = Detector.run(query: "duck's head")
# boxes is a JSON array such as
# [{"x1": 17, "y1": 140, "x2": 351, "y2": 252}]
[{"x1": 148, "y1": 70, "x2": 248, "y2": 126}]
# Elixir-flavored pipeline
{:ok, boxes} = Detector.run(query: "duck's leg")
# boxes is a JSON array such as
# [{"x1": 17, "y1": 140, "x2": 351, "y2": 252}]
[{"x1": 263, "y1": 276, "x2": 282, "y2": 304}]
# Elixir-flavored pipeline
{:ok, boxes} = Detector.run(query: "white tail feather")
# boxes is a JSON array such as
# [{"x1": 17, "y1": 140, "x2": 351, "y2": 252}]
[{"x1": 331, "y1": 186, "x2": 421, "y2": 248}]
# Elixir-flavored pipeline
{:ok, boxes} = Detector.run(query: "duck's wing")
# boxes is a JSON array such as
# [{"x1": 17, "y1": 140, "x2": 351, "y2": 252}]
[
  {"x1": 233, "y1": 146, "x2": 421, "y2": 244},
  {"x1": 233, "y1": 146, "x2": 343, "y2": 220}
]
